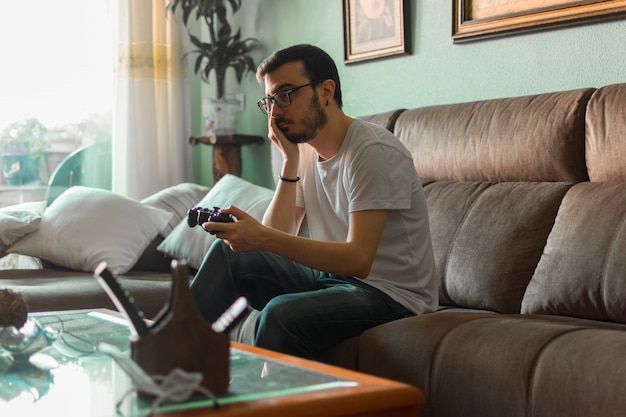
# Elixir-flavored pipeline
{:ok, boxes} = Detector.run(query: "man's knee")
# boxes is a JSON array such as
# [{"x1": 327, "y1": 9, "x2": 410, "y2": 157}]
[
  {"x1": 256, "y1": 296, "x2": 298, "y2": 333},
  {"x1": 254, "y1": 296, "x2": 305, "y2": 349}
]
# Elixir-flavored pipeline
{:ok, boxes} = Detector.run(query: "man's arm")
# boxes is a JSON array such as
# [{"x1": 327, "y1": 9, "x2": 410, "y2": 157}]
[
  {"x1": 265, "y1": 209, "x2": 388, "y2": 278},
  {"x1": 261, "y1": 115, "x2": 304, "y2": 234},
  {"x1": 261, "y1": 172, "x2": 305, "y2": 235},
  {"x1": 213, "y1": 207, "x2": 387, "y2": 279}
]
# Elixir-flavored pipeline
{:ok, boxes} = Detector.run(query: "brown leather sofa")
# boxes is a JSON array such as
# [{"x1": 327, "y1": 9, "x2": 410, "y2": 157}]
[
  {"x1": 349, "y1": 83, "x2": 626, "y2": 417},
  {"x1": 237, "y1": 83, "x2": 626, "y2": 417},
  {"x1": 3, "y1": 83, "x2": 625, "y2": 417}
]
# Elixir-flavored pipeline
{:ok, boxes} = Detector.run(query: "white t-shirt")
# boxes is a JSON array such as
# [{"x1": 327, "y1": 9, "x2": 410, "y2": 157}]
[{"x1": 296, "y1": 119, "x2": 438, "y2": 314}]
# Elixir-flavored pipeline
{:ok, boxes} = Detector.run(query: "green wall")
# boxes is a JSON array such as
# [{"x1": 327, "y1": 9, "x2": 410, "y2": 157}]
[{"x1": 191, "y1": 1, "x2": 626, "y2": 189}]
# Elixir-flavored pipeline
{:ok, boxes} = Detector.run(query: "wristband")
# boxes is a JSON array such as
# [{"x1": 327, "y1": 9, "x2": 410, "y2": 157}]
[{"x1": 278, "y1": 175, "x2": 300, "y2": 183}]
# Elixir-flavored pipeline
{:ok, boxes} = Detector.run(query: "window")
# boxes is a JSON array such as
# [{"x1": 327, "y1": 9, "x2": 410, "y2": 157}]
[{"x1": 0, "y1": 0, "x2": 113, "y2": 207}]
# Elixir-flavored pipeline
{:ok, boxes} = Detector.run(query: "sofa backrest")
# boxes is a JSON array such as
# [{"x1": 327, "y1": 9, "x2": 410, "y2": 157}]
[
  {"x1": 424, "y1": 181, "x2": 571, "y2": 313},
  {"x1": 392, "y1": 88, "x2": 594, "y2": 183},
  {"x1": 277, "y1": 83, "x2": 626, "y2": 317},
  {"x1": 359, "y1": 109, "x2": 405, "y2": 133},
  {"x1": 358, "y1": 86, "x2": 626, "y2": 317},
  {"x1": 521, "y1": 83, "x2": 626, "y2": 324},
  {"x1": 376, "y1": 88, "x2": 596, "y2": 312},
  {"x1": 585, "y1": 83, "x2": 626, "y2": 182}
]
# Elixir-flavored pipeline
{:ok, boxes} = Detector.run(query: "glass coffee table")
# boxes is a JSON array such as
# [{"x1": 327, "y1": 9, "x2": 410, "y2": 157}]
[{"x1": 1, "y1": 309, "x2": 423, "y2": 416}]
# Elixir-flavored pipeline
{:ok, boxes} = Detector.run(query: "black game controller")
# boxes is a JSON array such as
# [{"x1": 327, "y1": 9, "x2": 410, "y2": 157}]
[{"x1": 187, "y1": 206, "x2": 235, "y2": 234}]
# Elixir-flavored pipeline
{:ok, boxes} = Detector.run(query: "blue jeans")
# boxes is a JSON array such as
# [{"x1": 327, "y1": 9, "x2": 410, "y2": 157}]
[{"x1": 189, "y1": 240, "x2": 413, "y2": 359}]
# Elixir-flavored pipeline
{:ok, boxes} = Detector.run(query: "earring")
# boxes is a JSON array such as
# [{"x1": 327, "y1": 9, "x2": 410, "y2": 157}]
[{"x1": 326, "y1": 100, "x2": 329, "y2": 106}]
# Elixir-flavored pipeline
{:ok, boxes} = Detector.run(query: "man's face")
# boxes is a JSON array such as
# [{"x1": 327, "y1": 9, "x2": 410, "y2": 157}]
[{"x1": 264, "y1": 62, "x2": 328, "y2": 144}]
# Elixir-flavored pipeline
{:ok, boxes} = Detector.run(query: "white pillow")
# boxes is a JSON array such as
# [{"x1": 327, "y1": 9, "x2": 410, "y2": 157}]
[
  {"x1": 141, "y1": 182, "x2": 211, "y2": 237},
  {"x1": 0, "y1": 200, "x2": 47, "y2": 245},
  {"x1": 0, "y1": 201, "x2": 47, "y2": 258},
  {"x1": 157, "y1": 174, "x2": 274, "y2": 269},
  {"x1": 8, "y1": 186, "x2": 172, "y2": 275}
]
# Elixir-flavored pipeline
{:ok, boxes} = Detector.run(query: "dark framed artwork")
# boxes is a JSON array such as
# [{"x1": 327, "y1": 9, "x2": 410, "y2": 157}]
[
  {"x1": 453, "y1": 0, "x2": 626, "y2": 43},
  {"x1": 343, "y1": 0, "x2": 410, "y2": 64}
]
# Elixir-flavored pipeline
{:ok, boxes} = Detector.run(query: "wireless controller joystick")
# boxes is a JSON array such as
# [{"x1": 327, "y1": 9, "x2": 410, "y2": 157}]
[{"x1": 187, "y1": 206, "x2": 235, "y2": 234}]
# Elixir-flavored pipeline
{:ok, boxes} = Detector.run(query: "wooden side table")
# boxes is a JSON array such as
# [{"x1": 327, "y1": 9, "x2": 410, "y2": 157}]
[{"x1": 190, "y1": 134, "x2": 264, "y2": 183}]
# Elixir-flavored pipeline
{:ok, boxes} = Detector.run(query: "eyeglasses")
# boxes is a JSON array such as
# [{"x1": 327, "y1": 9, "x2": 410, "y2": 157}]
[{"x1": 257, "y1": 82, "x2": 316, "y2": 115}]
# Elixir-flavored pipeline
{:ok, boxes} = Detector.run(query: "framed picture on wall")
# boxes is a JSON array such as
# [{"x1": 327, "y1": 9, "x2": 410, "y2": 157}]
[
  {"x1": 453, "y1": 0, "x2": 626, "y2": 43},
  {"x1": 343, "y1": 0, "x2": 410, "y2": 64}
]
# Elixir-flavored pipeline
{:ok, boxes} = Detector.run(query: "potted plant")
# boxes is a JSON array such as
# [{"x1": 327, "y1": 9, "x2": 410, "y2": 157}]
[
  {"x1": 0, "y1": 118, "x2": 50, "y2": 185},
  {"x1": 165, "y1": 0, "x2": 259, "y2": 135}
]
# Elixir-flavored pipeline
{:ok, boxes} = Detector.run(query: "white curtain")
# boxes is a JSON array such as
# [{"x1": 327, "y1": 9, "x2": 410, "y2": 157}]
[{"x1": 112, "y1": 0, "x2": 192, "y2": 199}]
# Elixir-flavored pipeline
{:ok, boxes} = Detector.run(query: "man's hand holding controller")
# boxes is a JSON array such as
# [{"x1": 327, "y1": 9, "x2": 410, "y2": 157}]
[{"x1": 187, "y1": 206, "x2": 236, "y2": 235}]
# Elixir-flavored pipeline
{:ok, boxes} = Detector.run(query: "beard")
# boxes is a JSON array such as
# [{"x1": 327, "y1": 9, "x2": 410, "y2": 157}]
[{"x1": 279, "y1": 94, "x2": 328, "y2": 144}]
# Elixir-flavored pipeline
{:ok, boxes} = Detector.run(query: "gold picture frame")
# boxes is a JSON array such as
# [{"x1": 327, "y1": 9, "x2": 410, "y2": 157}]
[
  {"x1": 344, "y1": 0, "x2": 410, "y2": 64},
  {"x1": 453, "y1": 0, "x2": 626, "y2": 43}
]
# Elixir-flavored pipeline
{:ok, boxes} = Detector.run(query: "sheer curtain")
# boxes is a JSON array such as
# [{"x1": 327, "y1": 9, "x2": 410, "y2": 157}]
[{"x1": 112, "y1": 0, "x2": 192, "y2": 200}]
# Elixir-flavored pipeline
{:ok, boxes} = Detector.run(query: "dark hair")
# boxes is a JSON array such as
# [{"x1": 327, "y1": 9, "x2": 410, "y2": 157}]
[{"x1": 256, "y1": 44, "x2": 343, "y2": 108}]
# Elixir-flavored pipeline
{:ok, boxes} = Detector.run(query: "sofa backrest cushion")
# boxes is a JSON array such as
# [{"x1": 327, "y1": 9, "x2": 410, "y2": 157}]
[
  {"x1": 521, "y1": 182, "x2": 626, "y2": 324},
  {"x1": 394, "y1": 88, "x2": 594, "y2": 183},
  {"x1": 425, "y1": 181, "x2": 572, "y2": 313},
  {"x1": 585, "y1": 83, "x2": 626, "y2": 182},
  {"x1": 359, "y1": 109, "x2": 406, "y2": 132}
]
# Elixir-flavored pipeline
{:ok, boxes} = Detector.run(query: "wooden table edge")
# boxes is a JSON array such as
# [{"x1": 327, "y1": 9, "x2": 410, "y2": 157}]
[{"x1": 160, "y1": 342, "x2": 424, "y2": 417}]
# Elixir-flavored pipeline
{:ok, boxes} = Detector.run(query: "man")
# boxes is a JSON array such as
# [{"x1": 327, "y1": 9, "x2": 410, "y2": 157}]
[{"x1": 190, "y1": 44, "x2": 437, "y2": 359}]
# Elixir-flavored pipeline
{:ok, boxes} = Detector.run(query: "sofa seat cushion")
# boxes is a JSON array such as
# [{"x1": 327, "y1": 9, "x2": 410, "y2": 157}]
[
  {"x1": 424, "y1": 181, "x2": 571, "y2": 313},
  {"x1": 357, "y1": 312, "x2": 626, "y2": 417},
  {"x1": 0, "y1": 268, "x2": 175, "y2": 318},
  {"x1": 526, "y1": 325, "x2": 626, "y2": 417},
  {"x1": 522, "y1": 182, "x2": 626, "y2": 324}
]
